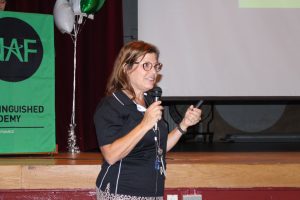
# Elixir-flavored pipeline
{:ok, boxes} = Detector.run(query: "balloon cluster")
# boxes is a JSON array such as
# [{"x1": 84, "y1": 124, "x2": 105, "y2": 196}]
[
  {"x1": 53, "y1": 0, "x2": 105, "y2": 34},
  {"x1": 53, "y1": 0, "x2": 105, "y2": 153}
]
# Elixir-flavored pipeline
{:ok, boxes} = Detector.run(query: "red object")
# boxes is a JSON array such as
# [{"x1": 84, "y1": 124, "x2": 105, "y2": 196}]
[{"x1": 1, "y1": 188, "x2": 300, "y2": 200}]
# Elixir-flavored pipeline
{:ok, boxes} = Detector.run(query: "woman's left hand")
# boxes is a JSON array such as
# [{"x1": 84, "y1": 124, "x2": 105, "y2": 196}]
[{"x1": 180, "y1": 105, "x2": 202, "y2": 131}]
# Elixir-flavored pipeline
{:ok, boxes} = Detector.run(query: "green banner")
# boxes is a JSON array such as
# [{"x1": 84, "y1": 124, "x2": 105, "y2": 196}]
[{"x1": 0, "y1": 11, "x2": 56, "y2": 154}]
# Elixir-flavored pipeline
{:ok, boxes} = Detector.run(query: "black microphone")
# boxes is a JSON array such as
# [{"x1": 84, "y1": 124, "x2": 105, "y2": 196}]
[
  {"x1": 151, "y1": 87, "x2": 162, "y2": 101},
  {"x1": 150, "y1": 87, "x2": 162, "y2": 131}
]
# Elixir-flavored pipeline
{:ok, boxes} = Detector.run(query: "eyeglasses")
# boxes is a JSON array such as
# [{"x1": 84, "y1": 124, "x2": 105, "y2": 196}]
[{"x1": 134, "y1": 62, "x2": 163, "y2": 72}]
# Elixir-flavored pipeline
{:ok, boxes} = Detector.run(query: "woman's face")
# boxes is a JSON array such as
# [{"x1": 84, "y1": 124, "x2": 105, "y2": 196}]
[
  {"x1": 0, "y1": 0, "x2": 6, "y2": 11},
  {"x1": 127, "y1": 53, "x2": 159, "y2": 94}
]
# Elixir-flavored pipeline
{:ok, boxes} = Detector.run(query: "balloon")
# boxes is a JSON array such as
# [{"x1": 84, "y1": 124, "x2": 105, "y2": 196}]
[
  {"x1": 94, "y1": 0, "x2": 106, "y2": 12},
  {"x1": 80, "y1": 0, "x2": 106, "y2": 14},
  {"x1": 69, "y1": 0, "x2": 82, "y2": 16},
  {"x1": 53, "y1": 0, "x2": 75, "y2": 34}
]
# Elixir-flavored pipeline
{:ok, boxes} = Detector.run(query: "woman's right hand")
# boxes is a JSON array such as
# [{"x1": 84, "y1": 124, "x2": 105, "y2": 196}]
[{"x1": 140, "y1": 101, "x2": 163, "y2": 131}]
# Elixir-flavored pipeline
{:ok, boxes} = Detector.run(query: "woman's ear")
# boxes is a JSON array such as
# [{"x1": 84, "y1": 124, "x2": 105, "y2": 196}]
[{"x1": 123, "y1": 64, "x2": 128, "y2": 73}]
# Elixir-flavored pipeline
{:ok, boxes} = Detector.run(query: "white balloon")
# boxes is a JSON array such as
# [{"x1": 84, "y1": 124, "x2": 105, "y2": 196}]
[
  {"x1": 53, "y1": 0, "x2": 75, "y2": 34},
  {"x1": 69, "y1": 0, "x2": 82, "y2": 15}
]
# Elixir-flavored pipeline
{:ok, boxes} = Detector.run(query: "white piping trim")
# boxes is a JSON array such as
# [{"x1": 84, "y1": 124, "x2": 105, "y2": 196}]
[
  {"x1": 115, "y1": 159, "x2": 123, "y2": 194},
  {"x1": 133, "y1": 101, "x2": 147, "y2": 112},
  {"x1": 112, "y1": 93, "x2": 125, "y2": 106},
  {"x1": 99, "y1": 165, "x2": 111, "y2": 188}
]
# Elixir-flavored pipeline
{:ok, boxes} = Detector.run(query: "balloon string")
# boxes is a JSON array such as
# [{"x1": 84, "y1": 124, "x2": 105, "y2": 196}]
[
  {"x1": 71, "y1": 30, "x2": 77, "y2": 125},
  {"x1": 70, "y1": 15, "x2": 86, "y2": 126},
  {"x1": 68, "y1": 19, "x2": 81, "y2": 153},
  {"x1": 67, "y1": 15, "x2": 87, "y2": 153}
]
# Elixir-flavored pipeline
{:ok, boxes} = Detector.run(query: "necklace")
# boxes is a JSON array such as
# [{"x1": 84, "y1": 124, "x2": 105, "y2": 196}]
[{"x1": 134, "y1": 97, "x2": 166, "y2": 176}]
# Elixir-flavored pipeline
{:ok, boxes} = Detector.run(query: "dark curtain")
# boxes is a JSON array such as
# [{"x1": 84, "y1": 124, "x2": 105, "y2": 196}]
[{"x1": 5, "y1": 0, "x2": 124, "y2": 152}]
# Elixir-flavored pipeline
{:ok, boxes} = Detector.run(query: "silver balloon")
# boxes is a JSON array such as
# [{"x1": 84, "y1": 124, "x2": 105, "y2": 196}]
[
  {"x1": 69, "y1": 0, "x2": 82, "y2": 15},
  {"x1": 53, "y1": 0, "x2": 75, "y2": 34}
]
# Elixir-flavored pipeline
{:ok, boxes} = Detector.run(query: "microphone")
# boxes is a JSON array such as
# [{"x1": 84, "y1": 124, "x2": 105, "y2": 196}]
[
  {"x1": 150, "y1": 87, "x2": 162, "y2": 131},
  {"x1": 151, "y1": 86, "x2": 162, "y2": 102},
  {"x1": 195, "y1": 100, "x2": 204, "y2": 108}
]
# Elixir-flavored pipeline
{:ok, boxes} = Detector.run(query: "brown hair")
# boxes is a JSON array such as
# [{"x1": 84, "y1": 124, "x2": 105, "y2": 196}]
[{"x1": 106, "y1": 40, "x2": 160, "y2": 99}]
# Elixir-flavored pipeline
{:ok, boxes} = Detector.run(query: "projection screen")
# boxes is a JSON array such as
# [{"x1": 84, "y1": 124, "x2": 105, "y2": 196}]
[{"x1": 138, "y1": 0, "x2": 300, "y2": 99}]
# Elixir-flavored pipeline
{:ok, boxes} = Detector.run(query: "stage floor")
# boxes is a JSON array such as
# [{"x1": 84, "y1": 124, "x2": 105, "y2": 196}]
[{"x1": 1, "y1": 152, "x2": 300, "y2": 189}]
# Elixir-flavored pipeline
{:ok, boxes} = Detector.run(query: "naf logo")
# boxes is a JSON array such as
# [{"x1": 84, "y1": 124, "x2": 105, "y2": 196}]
[{"x1": 0, "y1": 17, "x2": 43, "y2": 82}]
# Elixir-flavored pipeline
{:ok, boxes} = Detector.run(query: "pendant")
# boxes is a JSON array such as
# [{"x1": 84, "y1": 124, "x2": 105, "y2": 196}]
[
  {"x1": 158, "y1": 147, "x2": 163, "y2": 156},
  {"x1": 155, "y1": 159, "x2": 161, "y2": 170}
]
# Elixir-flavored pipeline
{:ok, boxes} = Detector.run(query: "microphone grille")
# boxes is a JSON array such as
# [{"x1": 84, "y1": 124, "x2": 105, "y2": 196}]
[{"x1": 150, "y1": 86, "x2": 162, "y2": 98}]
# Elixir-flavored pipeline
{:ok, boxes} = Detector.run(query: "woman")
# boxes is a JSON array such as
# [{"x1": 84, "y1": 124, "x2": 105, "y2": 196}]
[{"x1": 94, "y1": 40, "x2": 201, "y2": 199}]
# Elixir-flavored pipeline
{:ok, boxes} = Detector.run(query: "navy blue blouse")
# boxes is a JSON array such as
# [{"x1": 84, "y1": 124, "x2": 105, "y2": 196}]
[{"x1": 94, "y1": 91, "x2": 168, "y2": 198}]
